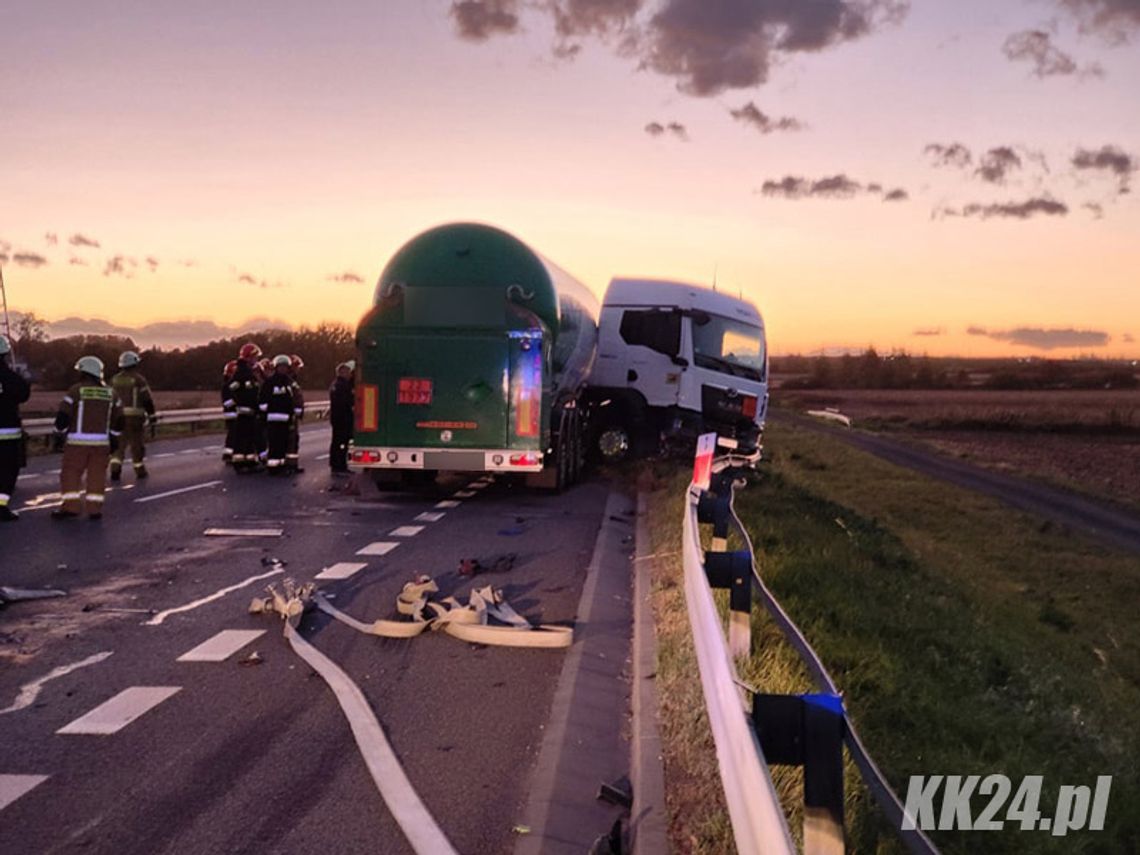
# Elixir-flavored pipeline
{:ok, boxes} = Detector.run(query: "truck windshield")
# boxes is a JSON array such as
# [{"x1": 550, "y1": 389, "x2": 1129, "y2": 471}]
[{"x1": 692, "y1": 316, "x2": 766, "y2": 381}]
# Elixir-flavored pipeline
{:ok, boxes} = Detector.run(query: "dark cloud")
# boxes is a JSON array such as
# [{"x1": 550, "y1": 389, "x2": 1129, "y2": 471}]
[
  {"x1": 976, "y1": 146, "x2": 1022, "y2": 184},
  {"x1": 941, "y1": 196, "x2": 1069, "y2": 220},
  {"x1": 729, "y1": 101, "x2": 803, "y2": 134},
  {"x1": 13, "y1": 252, "x2": 49, "y2": 268},
  {"x1": 328, "y1": 272, "x2": 365, "y2": 284},
  {"x1": 913, "y1": 327, "x2": 944, "y2": 336},
  {"x1": 550, "y1": 0, "x2": 643, "y2": 40},
  {"x1": 145, "y1": 256, "x2": 159, "y2": 272},
  {"x1": 883, "y1": 188, "x2": 909, "y2": 201},
  {"x1": 924, "y1": 142, "x2": 973, "y2": 169},
  {"x1": 760, "y1": 173, "x2": 900, "y2": 200},
  {"x1": 69, "y1": 233, "x2": 101, "y2": 249},
  {"x1": 1059, "y1": 0, "x2": 1140, "y2": 43},
  {"x1": 69, "y1": 257, "x2": 90, "y2": 266},
  {"x1": 103, "y1": 256, "x2": 138, "y2": 278},
  {"x1": 237, "y1": 273, "x2": 258, "y2": 285},
  {"x1": 645, "y1": 120, "x2": 687, "y2": 139},
  {"x1": 1072, "y1": 144, "x2": 1136, "y2": 192},
  {"x1": 1001, "y1": 30, "x2": 1102, "y2": 78},
  {"x1": 967, "y1": 325, "x2": 1110, "y2": 350},
  {"x1": 450, "y1": 0, "x2": 520, "y2": 41},
  {"x1": 45, "y1": 232, "x2": 59, "y2": 246}
]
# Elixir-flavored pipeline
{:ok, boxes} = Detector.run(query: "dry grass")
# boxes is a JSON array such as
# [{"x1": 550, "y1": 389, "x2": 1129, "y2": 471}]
[{"x1": 22, "y1": 389, "x2": 326, "y2": 417}]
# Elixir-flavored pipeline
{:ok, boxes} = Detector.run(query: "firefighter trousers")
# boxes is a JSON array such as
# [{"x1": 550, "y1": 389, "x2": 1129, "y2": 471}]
[
  {"x1": 329, "y1": 427, "x2": 351, "y2": 472},
  {"x1": 0, "y1": 439, "x2": 21, "y2": 508},
  {"x1": 265, "y1": 421, "x2": 290, "y2": 470},
  {"x1": 111, "y1": 416, "x2": 146, "y2": 470},
  {"x1": 232, "y1": 414, "x2": 260, "y2": 467},
  {"x1": 61, "y1": 444, "x2": 110, "y2": 515}
]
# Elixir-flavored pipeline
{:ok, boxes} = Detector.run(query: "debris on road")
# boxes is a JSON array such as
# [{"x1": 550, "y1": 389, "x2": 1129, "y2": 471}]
[
  {"x1": 596, "y1": 776, "x2": 633, "y2": 809},
  {"x1": 238, "y1": 651, "x2": 263, "y2": 667},
  {"x1": 0, "y1": 587, "x2": 67, "y2": 607},
  {"x1": 457, "y1": 553, "x2": 516, "y2": 577}
]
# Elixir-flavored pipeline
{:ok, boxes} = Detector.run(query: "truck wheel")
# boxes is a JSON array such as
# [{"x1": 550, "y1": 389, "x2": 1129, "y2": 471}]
[{"x1": 596, "y1": 424, "x2": 630, "y2": 463}]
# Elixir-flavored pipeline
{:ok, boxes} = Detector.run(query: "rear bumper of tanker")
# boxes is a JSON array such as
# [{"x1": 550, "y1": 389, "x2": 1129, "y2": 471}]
[{"x1": 350, "y1": 445, "x2": 545, "y2": 473}]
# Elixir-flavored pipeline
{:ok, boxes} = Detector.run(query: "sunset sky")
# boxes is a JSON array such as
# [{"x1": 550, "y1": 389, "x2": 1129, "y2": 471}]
[{"x1": 2, "y1": 0, "x2": 1138, "y2": 356}]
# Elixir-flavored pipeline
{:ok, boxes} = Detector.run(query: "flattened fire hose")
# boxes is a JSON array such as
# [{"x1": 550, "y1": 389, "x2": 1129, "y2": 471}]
[{"x1": 250, "y1": 577, "x2": 573, "y2": 854}]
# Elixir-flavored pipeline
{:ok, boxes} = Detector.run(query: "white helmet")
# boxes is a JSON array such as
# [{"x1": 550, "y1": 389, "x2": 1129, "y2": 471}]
[
  {"x1": 273, "y1": 353, "x2": 291, "y2": 367},
  {"x1": 75, "y1": 355, "x2": 105, "y2": 379},
  {"x1": 119, "y1": 350, "x2": 141, "y2": 368},
  {"x1": 0, "y1": 335, "x2": 10, "y2": 356}
]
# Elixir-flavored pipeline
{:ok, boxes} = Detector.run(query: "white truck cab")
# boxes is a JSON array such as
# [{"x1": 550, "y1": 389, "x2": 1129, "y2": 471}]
[{"x1": 587, "y1": 277, "x2": 768, "y2": 459}]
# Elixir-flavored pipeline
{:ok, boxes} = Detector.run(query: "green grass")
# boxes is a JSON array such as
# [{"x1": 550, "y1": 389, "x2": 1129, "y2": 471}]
[{"x1": 644, "y1": 421, "x2": 1140, "y2": 853}]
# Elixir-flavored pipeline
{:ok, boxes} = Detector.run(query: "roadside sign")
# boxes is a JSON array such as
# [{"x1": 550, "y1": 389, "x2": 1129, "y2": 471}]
[{"x1": 693, "y1": 432, "x2": 716, "y2": 490}]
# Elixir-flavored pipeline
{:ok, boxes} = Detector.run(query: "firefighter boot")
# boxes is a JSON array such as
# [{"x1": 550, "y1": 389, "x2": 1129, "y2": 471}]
[
  {"x1": 110, "y1": 460, "x2": 122, "y2": 482},
  {"x1": 135, "y1": 463, "x2": 149, "y2": 479}
]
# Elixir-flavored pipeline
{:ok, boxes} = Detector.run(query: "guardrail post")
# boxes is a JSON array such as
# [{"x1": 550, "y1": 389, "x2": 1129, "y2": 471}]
[
  {"x1": 696, "y1": 490, "x2": 731, "y2": 552},
  {"x1": 703, "y1": 550, "x2": 752, "y2": 658},
  {"x1": 753, "y1": 693, "x2": 846, "y2": 855}
]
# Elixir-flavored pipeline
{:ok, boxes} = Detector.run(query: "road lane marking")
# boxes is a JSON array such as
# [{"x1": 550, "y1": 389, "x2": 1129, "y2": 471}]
[
  {"x1": 315, "y1": 562, "x2": 369, "y2": 581},
  {"x1": 134, "y1": 480, "x2": 222, "y2": 504},
  {"x1": 316, "y1": 453, "x2": 330, "y2": 460},
  {"x1": 57, "y1": 686, "x2": 181, "y2": 735},
  {"x1": 144, "y1": 566, "x2": 286, "y2": 626},
  {"x1": 452, "y1": 490, "x2": 476, "y2": 498},
  {"x1": 434, "y1": 500, "x2": 460, "y2": 509},
  {"x1": 468, "y1": 481, "x2": 489, "y2": 489},
  {"x1": 0, "y1": 775, "x2": 49, "y2": 812},
  {"x1": 179, "y1": 449, "x2": 200, "y2": 455},
  {"x1": 356, "y1": 542, "x2": 399, "y2": 557},
  {"x1": 414, "y1": 511, "x2": 445, "y2": 523},
  {"x1": 203, "y1": 528, "x2": 283, "y2": 537},
  {"x1": 177, "y1": 630, "x2": 266, "y2": 662},
  {"x1": 153, "y1": 452, "x2": 176, "y2": 458},
  {"x1": 389, "y1": 525, "x2": 424, "y2": 537},
  {"x1": 0, "y1": 651, "x2": 114, "y2": 715},
  {"x1": 16, "y1": 473, "x2": 41, "y2": 481}
]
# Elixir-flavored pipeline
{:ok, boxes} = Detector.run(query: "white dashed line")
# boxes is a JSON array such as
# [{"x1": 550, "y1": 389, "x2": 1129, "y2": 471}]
[
  {"x1": 0, "y1": 775, "x2": 49, "y2": 812},
  {"x1": 315, "y1": 562, "x2": 369, "y2": 580},
  {"x1": 177, "y1": 630, "x2": 266, "y2": 662},
  {"x1": 179, "y1": 449, "x2": 199, "y2": 455},
  {"x1": 467, "y1": 483, "x2": 487, "y2": 490},
  {"x1": 356, "y1": 542, "x2": 399, "y2": 557},
  {"x1": 134, "y1": 481, "x2": 222, "y2": 504},
  {"x1": 434, "y1": 500, "x2": 460, "y2": 509},
  {"x1": 153, "y1": 453, "x2": 176, "y2": 459},
  {"x1": 57, "y1": 686, "x2": 181, "y2": 735},
  {"x1": 414, "y1": 511, "x2": 445, "y2": 523},
  {"x1": 144, "y1": 566, "x2": 285, "y2": 626},
  {"x1": 316, "y1": 453, "x2": 330, "y2": 460},
  {"x1": 16, "y1": 473, "x2": 40, "y2": 481},
  {"x1": 453, "y1": 491, "x2": 476, "y2": 499},
  {"x1": 203, "y1": 528, "x2": 283, "y2": 537},
  {"x1": 389, "y1": 525, "x2": 425, "y2": 537},
  {"x1": 1, "y1": 651, "x2": 114, "y2": 715}
]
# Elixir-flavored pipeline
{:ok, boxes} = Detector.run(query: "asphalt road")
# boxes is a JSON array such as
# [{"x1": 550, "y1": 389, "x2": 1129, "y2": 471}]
[
  {"x1": 775, "y1": 411, "x2": 1140, "y2": 555},
  {"x1": 0, "y1": 427, "x2": 632, "y2": 854}
]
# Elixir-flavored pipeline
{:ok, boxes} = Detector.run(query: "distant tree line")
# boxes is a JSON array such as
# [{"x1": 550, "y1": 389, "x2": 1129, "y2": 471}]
[
  {"x1": 774, "y1": 349, "x2": 1138, "y2": 390},
  {"x1": 9, "y1": 313, "x2": 354, "y2": 391}
]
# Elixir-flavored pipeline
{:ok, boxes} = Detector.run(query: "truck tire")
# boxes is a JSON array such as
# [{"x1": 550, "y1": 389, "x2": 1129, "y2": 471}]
[{"x1": 595, "y1": 421, "x2": 631, "y2": 463}]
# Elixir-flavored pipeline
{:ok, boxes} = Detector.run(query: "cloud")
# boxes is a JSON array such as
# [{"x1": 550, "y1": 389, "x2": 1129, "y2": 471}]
[
  {"x1": 69, "y1": 257, "x2": 90, "y2": 266},
  {"x1": 103, "y1": 256, "x2": 139, "y2": 278},
  {"x1": 1059, "y1": 0, "x2": 1140, "y2": 43},
  {"x1": 45, "y1": 232, "x2": 59, "y2": 246},
  {"x1": 237, "y1": 273, "x2": 257, "y2": 285},
  {"x1": 967, "y1": 325, "x2": 1110, "y2": 350},
  {"x1": 178, "y1": 259, "x2": 198, "y2": 268},
  {"x1": 645, "y1": 120, "x2": 688, "y2": 139},
  {"x1": 1072, "y1": 144, "x2": 1136, "y2": 192},
  {"x1": 976, "y1": 146, "x2": 1022, "y2": 184},
  {"x1": 1083, "y1": 201, "x2": 1105, "y2": 218},
  {"x1": 760, "y1": 173, "x2": 902, "y2": 200},
  {"x1": 69, "y1": 233, "x2": 101, "y2": 249},
  {"x1": 924, "y1": 142, "x2": 973, "y2": 169},
  {"x1": 912, "y1": 327, "x2": 944, "y2": 336},
  {"x1": 450, "y1": 0, "x2": 521, "y2": 41},
  {"x1": 729, "y1": 101, "x2": 803, "y2": 134},
  {"x1": 1123, "y1": 333, "x2": 1135, "y2": 343},
  {"x1": 145, "y1": 256, "x2": 159, "y2": 272},
  {"x1": 1001, "y1": 29, "x2": 1102, "y2": 78},
  {"x1": 41, "y1": 315, "x2": 296, "y2": 349},
  {"x1": 237, "y1": 271, "x2": 285, "y2": 290},
  {"x1": 12, "y1": 252, "x2": 49, "y2": 268},
  {"x1": 940, "y1": 196, "x2": 1069, "y2": 220},
  {"x1": 550, "y1": 0, "x2": 643, "y2": 40},
  {"x1": 328, "y1": 271, "x2": 365, "y2": 284}
]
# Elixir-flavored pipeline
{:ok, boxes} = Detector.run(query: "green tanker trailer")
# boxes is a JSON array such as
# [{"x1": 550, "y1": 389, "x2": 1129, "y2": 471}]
[{"x1": 351, "y1": 223, "x2": 598, "y2": 489}]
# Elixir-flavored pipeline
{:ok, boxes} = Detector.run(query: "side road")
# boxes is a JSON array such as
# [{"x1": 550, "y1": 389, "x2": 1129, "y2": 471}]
[{"x1": 773, "y1": 410, "x2": 1140, "y2": 555}]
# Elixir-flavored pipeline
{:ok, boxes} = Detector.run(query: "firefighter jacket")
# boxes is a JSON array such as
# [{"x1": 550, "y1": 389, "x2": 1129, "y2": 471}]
[
  {"x1": 54, "y1": 379, "x2": 123, "y2": 446},
  {"x1": 329, "y1": 376, "x2": 354, "y2": 434},
  {"x1": 221, "y1": 375, "x2": 236, "y2": 420},
  {"x1": 0, "y1": 361, "x2": 32, "y2": 442},
  {"x1": 259, "y1": 371, "x2": 302, "y2": 424},
  {"x1": 110, "y1": 369, "x2": 156, "y2": 418},
  {"x1": 228, "y1": 361, "x2": 261, "y2": 416}
]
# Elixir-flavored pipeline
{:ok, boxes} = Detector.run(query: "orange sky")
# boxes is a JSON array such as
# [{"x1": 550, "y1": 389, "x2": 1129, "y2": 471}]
[{"x1": 2, "y1": 1, "x2": 1138, "y2": 357}]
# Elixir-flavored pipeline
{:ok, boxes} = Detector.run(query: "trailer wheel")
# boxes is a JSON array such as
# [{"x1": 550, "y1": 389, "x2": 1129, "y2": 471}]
[{"x1": 596, "y1": 424, "x2": 630, "y2": 463}]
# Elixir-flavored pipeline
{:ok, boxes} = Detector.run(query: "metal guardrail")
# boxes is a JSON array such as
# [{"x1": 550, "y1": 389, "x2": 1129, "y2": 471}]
[
  {"x1": 683, "y1": 455, "x2": 940, "y2": 855},
  {"x1": 22, "y1": 403, "x2": 330, "y2": 439},
  {"x1": 682, "y1": 480, "x2": 797, "y2": 855}
]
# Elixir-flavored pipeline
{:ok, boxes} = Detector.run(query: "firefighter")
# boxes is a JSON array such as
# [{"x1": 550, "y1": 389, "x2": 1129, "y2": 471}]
[
  {"x1": 52, "y1": 356, "x2": 122, "y2": 520},
  {"x1": 109, "y1": 350, "x2": 156, "y2": 481},
  {"x1": 286, "y1": 354, "x2": 305, "y2": 472},
  {"x1": 228, "y1": 343, "x2": 263, "y2": 472},
  {"x1": 255, "y1": 356, "x2": 272, "y2": 466},
  {"x1": 0, "y1": 335, "x2": 32, "y2": 522},
  {"x1": 221, "y1": 359, "x2": 238, "y2": 463},
  {"x1": 259, "y1": 354, "x2": 301, "y2": 474},
  {"x1": 328, "y1": 360, "x2": 354, "y2": 475}
]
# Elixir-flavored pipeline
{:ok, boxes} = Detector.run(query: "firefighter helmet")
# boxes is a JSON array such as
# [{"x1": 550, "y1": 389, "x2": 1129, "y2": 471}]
[
  {"x1": 75, "y1": 355, "x2": 105, "y2": 379},
  {"x1": 223, "y1": 359, "x2": 238, "y2": 379},
  {"x1": 0, "y1": 335, "x2": 9, "y2": 356},
  {"x1": 257, "y1": 358, "x2": 272, "y2": 375},
  {"x1": 290, "y1": 354, "x2": 304, "y2": 371},
  {"x1": 118, "y1": 350, "x2": 141, "y2": 368},
  {"x1": 238, "y1": 343, "x2": 262, "y2": 361},
  {"x1": 273, "y1": 353, "x2": 292, "y2": 368}
]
